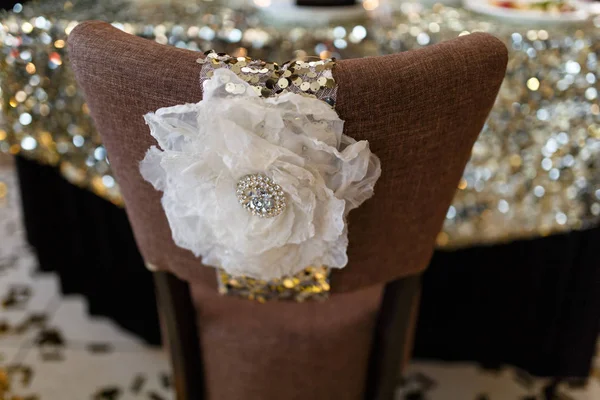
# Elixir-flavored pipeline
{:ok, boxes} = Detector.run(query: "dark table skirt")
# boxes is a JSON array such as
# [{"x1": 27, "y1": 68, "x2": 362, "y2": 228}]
[
  {"x1": 15, "y1": 156, "x2": 600, "y2": 378},
  {"x1": 16, "y1": 156, "x2": 161, "y2": 344},
  {"x1": 419, "y1": 228, "x2": 600, "y2": 378}
]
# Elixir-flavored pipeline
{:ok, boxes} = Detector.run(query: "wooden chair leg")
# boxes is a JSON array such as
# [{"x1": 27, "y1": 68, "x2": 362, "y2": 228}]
[
  {"x1": 154, "y1": 271, "x2": 205, "y2": 400},
  {"x1": 365, "y1": 275, "x2": 422, "y2": 400}
]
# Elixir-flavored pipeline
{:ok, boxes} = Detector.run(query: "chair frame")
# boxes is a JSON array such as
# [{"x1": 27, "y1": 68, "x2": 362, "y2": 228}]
[
  {"x1": 67, "y1": 20, "x2": 505, "y2": 400},
  {"x1": 153, "y1": 271, "x2": 421, "y2": 400},
  {"x1": 154, "y1": 272, "x2": 206, "y2": 399}
]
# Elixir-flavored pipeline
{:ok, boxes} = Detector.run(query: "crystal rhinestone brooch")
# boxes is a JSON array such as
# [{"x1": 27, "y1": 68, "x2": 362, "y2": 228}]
[{"x1": 236, "y1": 174, "x2": 286, "y2": 218}]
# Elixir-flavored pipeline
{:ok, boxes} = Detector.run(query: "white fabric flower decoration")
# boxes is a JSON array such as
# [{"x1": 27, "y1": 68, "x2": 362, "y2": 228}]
[{"x1": 140, "y1": 68, "x2": 381, "y2": 280}]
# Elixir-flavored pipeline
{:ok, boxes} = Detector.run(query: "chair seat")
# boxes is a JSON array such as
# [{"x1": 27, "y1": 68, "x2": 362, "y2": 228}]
[{"x1": 191, "y1": 282, "x2": 384, "y2": 400}]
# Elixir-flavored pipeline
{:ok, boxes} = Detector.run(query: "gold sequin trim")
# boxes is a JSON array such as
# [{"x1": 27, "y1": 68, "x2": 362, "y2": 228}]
[
  {"x1": 217, "y1": 266, "x2": 331, "y2": 302},
  {"x1": 197, "y1": 50, "x2": 337, "y2": 107}
]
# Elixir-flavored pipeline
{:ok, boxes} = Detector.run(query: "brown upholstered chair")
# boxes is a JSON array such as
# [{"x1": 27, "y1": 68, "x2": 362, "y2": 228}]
[{"x1": 68, "y1": 21, "x2": 507, "y2": 400}]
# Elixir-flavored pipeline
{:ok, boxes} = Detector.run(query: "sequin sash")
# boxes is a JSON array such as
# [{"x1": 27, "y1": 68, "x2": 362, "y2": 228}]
[
  {"x1": 198, "y1": 51, "x2": 338, "y2": 302},
  {"x1": 198, "y1": 50, "x2": 338, "y2": 106}
]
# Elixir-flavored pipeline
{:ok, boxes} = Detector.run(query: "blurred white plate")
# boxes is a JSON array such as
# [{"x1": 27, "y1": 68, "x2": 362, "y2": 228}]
[
  {"x1": 463, "y1": 0, "x2": 589, "y2": 23},
  {"x1": 256, "y1": 0, "x2": 367, "y2": 25}
]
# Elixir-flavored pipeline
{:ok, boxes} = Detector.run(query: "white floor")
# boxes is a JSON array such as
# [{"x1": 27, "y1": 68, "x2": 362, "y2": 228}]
[{"x1": 0, "y1": 162, "x2": 598, "y2": 400}]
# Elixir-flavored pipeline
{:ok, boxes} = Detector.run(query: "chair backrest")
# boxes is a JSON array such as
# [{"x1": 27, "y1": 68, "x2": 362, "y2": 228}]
[{"x1": 68, "y1": 21, "x2": 507, "y2": 292}]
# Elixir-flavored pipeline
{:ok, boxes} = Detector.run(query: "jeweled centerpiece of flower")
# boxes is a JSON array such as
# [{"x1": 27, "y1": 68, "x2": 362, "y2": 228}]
[{"x1": 236, "y1": 174, "x2": 286, "y2": 218}]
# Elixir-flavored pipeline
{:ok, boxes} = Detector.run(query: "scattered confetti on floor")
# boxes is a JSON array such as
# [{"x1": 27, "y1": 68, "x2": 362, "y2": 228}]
[
  {"x1": 0, "y1": 161, "x2": 172, "y2": 400},
  {"x1": 0, "y1": 157, "x2": 598, "y2": 400}
]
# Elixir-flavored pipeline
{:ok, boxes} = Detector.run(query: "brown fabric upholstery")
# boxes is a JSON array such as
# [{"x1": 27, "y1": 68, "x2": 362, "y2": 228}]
[
  {"x1": 68, "y1": 21, "x2": 506, "y2": 400},
  {"x1": 68, "y1": 21, "x2": 506, "y2": 292},
  {"x1": 190, "y1": 282, "x2": 382, "y2": 399}
]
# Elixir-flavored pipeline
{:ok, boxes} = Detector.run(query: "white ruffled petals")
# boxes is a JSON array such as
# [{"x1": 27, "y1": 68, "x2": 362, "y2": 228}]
[{"x1": 140, "y1": 68, "x2": 380, "y2": 280}]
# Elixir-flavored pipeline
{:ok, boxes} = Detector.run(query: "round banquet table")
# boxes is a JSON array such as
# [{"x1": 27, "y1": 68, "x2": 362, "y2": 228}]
[{"x1": 1, "y1": 0, "x2": 599, "y2": 378}]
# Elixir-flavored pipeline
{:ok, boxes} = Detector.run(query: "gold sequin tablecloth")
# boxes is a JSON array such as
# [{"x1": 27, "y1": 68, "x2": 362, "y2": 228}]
[{"x1": 0, "y1": 0, "x2": 599, "y2": 249}]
